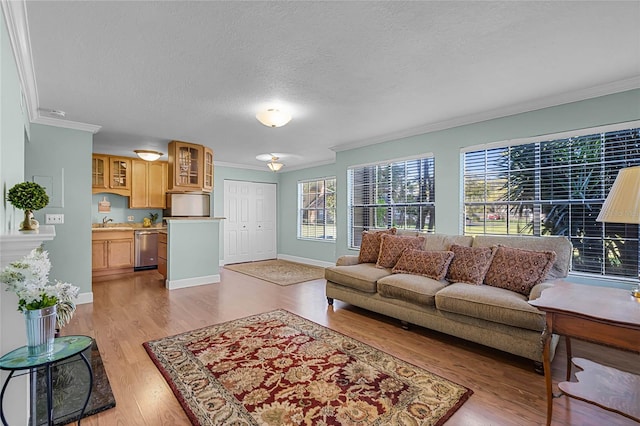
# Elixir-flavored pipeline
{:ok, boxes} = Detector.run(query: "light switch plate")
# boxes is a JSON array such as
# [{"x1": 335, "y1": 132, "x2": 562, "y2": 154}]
[{"x1": 45, "y1": 214, "x2": 64, "y2": 224}]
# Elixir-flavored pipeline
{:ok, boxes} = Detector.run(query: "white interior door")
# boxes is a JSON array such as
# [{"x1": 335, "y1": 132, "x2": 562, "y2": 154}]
[{"x1": 224, "y1": 180, "x2": 276, "y2": 264}]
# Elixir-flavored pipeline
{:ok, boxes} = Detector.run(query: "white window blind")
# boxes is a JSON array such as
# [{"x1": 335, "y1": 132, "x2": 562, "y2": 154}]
[
  {"x1": 348, "y1": 156, "x2": 435, "y2": 248},
  {"x1": 463, "y1": 126, "x2": 640, "y2": 278},
  {"x1": 298, "y1": 177, "x2": 336, "y2": 241}
]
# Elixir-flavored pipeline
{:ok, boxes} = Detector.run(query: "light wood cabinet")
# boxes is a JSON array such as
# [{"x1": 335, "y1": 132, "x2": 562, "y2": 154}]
[
  {"x1": 204, "y1": 147, "x2": 214, "y2": 192},
  {"x1": 158, "y1": 232, "x2": 167, "y2": 279},
  {"x1": 92, "y1": 154, "x2": 132, "y2": 196},
  {"x1": 130, "y1": 160, "x2": 167, "y2": 209},
  {"x1": 92, "y1": 230, "x2": 135, "y2": 276},
  {"x1": 168, "y1": 141, "x2": 213, "y2": 193}
]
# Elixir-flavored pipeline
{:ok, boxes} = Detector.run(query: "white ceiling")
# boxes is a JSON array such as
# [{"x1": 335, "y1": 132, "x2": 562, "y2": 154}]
[{"x1": 15, "y1": 1, "x2": 640, "y2": 170}]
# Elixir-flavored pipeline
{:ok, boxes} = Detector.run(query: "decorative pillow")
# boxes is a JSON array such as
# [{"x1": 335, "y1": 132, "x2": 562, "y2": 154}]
[
  {"x1": 376, "y1": 234, "x2": 426, "y2": 269},
  {"x1": 392, "y1": 249, "x2": 455, "y2": 280},
  {"x1": 358, "y1": 228, "x2": 397, "y2": 263},
  {"x1": 446, "y1": 245, "x2": 496, "y2": 285},
  {"x1": 484, "y1": 246, "x2": 557, "y2": 296}
]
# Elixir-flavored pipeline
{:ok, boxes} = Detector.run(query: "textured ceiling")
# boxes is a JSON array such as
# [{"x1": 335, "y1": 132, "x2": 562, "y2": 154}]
[{"x1": 23, "y1": 1, "x2": 640, "y2": 170}]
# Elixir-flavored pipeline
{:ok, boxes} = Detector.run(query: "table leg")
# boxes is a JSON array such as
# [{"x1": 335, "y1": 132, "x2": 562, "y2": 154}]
[
  {"x1": 77, "y1": 350, "x2": 93, "y2": 425},
  {"x1": 542, "y1": 326, "x2": 553, "y2": 426},
  {"x1": 565, "y1": 336, "x2": 572, "y2": 382},
  {"x1": 0, "y1": 371, "x2": 15, "y2": 426},
  {"x1": 46, "y1": 364, "x2": 53, "y2": 426}
]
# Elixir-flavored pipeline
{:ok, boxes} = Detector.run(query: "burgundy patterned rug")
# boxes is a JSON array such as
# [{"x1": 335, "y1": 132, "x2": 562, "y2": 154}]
[{"x1": 143, "y1": 310, "x2": 472, "y2": 425}]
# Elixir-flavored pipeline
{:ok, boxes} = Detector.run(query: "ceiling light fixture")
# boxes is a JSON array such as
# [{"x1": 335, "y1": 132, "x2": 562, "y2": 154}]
[
  {"x1": 256, "y1": 109, "x2": 292, "y2": 128},
  {"x1": 267, "y1": 156, "x2": 284, "y2": 172},
  {"x1": 134, "y1": 150, "x2": 163, "y2": 161}
]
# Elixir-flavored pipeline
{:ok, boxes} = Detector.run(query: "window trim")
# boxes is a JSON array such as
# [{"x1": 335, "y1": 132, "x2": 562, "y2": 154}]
[{"x1": 297, "y1": 176, "x2": 336, "y2": 242}]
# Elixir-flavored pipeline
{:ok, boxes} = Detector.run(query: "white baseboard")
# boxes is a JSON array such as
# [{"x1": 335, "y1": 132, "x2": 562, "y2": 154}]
[
  {"x1": 166, "y1": 274, "x2": 221, "y2": 290},
  {"x1": 76, "y1": 292, "x2": 93, "y2": 305},
  {"x1": 277, "y1": 254, "x2": 333, "y2": 268}
]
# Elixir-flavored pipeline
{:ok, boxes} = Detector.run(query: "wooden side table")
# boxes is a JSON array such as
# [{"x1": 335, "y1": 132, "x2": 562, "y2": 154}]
[
  {"x1": 0, "y1": 335, "x2": 93, "y2": 426},
  {"x1": 530, "y1": 283, "x2": 640, "y2": 425}
]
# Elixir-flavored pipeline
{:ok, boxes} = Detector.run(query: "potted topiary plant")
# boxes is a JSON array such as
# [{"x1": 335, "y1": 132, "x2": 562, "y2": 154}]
[{"x1": 7, "y1": 181, "x2": 50, "y2": 231}]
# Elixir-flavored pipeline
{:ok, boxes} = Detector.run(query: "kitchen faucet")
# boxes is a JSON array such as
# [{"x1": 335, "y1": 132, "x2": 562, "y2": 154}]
[{"x1": 102, "y1": 217, "x2": 113, "y2": 226}]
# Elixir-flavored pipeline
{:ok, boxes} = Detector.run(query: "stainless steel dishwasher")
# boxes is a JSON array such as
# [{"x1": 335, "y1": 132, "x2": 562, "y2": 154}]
[{"x1": 134, "y1": 230, "x2": 159, "y2": 271}]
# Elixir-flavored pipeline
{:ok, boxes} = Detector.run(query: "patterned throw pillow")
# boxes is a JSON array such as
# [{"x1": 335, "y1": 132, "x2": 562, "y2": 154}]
[
  {"x1": 392, "y1": 249, "x2": 455, "y2": 280},
  {"x1": 484, "y1": 246, "x2": 557, "y2": 296},
  {"x1": 376, "y1": 234, "x2": 426, "y2": 269},
  {"x1": 358, "y1": 228, "x2": 397, "y2": 263},
  {"x1": 446, "y1": 245, "x2": 496, "y2": 285}
]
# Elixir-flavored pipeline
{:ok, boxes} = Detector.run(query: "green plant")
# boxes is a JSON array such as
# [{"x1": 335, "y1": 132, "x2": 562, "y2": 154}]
[
  {"x1": 149, "y1": 212, "x2": 159, "y2": 224},
  {"x1": 7, "y1": 181, "x2": 49, "y2": 211}
]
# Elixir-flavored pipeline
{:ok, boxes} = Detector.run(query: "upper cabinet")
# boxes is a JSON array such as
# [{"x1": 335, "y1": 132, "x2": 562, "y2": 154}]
[
  {"x1": 92, "y1": 155, "x2": 132, "y2": 196},
  {"x1": 168, "y1": 141, "x2": 213, "y2": 193},
  {"x1": 129, "y1": 160, "x2": 168, "y2": 209}
]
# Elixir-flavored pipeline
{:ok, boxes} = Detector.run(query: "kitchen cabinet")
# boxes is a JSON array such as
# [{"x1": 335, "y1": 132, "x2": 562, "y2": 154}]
[
  {"x1": 92, "y1": 154, "x2": 132, "y2": 196},
  {"x1": 203, "y1": 147, "x2": 214, "y2": 192},
  {"x1": 168, "y1": 141, "x2": 213, "y2": 193},
  {"x1": 158, "y1": 232, "x2": 167, "y2": 279},
  {"x1": 92, "y1": 230, "x2": 135, "y2": 276},
  {"x1": 130, "y1": 160, "x2": 168, "y2": 209}
]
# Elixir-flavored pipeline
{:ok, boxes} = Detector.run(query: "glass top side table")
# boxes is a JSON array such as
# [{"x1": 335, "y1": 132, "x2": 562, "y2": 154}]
[{"x1": 0, "y1": 335, "x2": 94, "y2": 426}]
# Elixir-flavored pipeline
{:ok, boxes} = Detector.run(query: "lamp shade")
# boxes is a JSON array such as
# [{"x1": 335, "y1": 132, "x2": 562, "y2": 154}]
[
  {"x1": 267, "y1": 157, "x2": 284, "y2": 172},
  {"x1": 256, "y1": 109, "x2": 292, "y2": 128},
  {"x1": 596, "y1": 166, "x2": 640, "y2": 224},
  {"x1": 134, "y1": 150, "x2": 163, "y2": 161}
]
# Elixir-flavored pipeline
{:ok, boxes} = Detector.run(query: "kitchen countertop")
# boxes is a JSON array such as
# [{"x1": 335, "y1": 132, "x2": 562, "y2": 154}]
[{"x1": 91, "y1": 223, "x2": 166, "y2": 232}]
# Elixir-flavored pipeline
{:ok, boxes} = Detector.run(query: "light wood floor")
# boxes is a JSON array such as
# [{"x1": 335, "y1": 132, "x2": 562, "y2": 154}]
[{"x1": 63, "y1": 269, "x2": 640, "y2": 426}]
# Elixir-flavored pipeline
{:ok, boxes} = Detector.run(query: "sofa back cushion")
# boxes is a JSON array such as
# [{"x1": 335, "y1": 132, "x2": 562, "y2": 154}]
[
  {"x1": 376, "y1": 234, "x2": 425, "y2": 268},
  {"x1": 391, "y1": 249, "x2": 454, "y2": 280},
  {"x1": 473, "y1": 235, "x2": 571, "y2": 279},
  {"x1": 484, "y1": 246, "x2": 557, "y2": 296},
  {"x1": 446, "y1": 245, "x2": 496, "y2": 285},
  {"x1": 358, "y1": 228, "x2": 396, "y2": 263},
  {"x1": 422, "y1": 233, "x2": 474, "y2": 251}
]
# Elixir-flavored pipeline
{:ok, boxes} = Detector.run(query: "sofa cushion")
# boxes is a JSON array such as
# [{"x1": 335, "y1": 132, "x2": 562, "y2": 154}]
[
  {"x1": 435, "y1": 283, "x2": 546, "y2": 331},
  {"x1": 358, "y1": 228, "x2": 396, "y2": 263},
  {"x1": 324, "y1": 263, "x2": 391, "y2": 293},
  {"x1": 446, "y1": 245, "x2": 496, "y2": 285},
  {"x1": 422, "y1": 233, "x2": 474, "y2": 251},
  {"x1": 392, "y1": 249, "x2": 454, "y2": 280},
  {"x1": 376, "y1": 234, "x2": 426, "y2": 269},
  {"x1": 484, "y1": 246, "x2": 557, "y2": 296},
  {"x1": 473, "y1": 235, "x2": 571, "y2": 279},
  {"x1": 378, "y1": 274, "x2": 447, "y2": 307}
]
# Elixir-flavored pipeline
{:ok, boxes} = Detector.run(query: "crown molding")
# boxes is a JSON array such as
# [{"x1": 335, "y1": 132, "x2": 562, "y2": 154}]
[
  {"x1": 32, "y1": 115, "x2": 101, "y2": 134},
  {"x1": 1, "y1": 0, "x2": 101, "y2": 134},
  {"x1": 331, "y1": 76, "x2": 640, "y2": 153}
]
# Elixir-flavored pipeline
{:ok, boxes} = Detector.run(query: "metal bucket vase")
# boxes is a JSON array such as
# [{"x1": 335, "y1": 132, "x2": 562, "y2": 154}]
[{"x1": 24, "y1": 305, "x2": 57, "y2": 357}]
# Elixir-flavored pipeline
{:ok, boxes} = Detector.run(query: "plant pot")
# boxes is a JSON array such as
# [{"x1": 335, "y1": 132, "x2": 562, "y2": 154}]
[
  {"x1": 20, "y1": 209, "x2": 36, "y2": 231},
  {"x1": 24, "y1": 305, "x2": 57, "y2": 357}
]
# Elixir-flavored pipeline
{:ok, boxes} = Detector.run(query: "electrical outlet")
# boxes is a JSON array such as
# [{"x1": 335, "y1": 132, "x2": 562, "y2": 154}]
[
  {"x1": 45, "y1": 214, "x2": 64, "y2": 224},
  {"x1": 127, "y1": 216, "x2": 135, "y2": 222}
]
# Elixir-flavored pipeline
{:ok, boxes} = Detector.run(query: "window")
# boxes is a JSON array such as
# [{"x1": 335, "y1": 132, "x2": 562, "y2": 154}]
[
  {"x1": 348, "y1": 155, "x2": 435, "y2": 248},
  {"x1": 298, "y1": 177, "x2": 336, "y2": 241},
  {"x1": 463, "y1": 125, "x2": 640, "y2": 279}
]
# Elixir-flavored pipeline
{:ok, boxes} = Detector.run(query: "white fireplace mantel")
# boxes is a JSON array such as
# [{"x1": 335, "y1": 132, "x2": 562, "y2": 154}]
[{"x1": 0, "y1": 224, "x2": 56, "y2": 425}]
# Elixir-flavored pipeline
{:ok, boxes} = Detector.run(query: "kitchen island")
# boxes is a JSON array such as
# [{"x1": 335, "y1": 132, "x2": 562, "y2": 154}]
[{"x1": 162, "y1": 218, "x2": 223, "y2": 290}]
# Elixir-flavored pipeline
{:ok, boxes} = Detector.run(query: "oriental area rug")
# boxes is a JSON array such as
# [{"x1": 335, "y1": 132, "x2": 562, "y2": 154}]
[
  {"x1": 224, "y1": 259, "x2": 325, "y2": 286},
  {"x1": 143, "y1": 310, "x2": 472, "y2": 426}
]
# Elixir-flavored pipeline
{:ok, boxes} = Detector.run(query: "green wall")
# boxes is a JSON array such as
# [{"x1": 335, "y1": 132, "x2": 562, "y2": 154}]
[{"x1": 25, "y1": 124, "x2": 93, "y2": 296}]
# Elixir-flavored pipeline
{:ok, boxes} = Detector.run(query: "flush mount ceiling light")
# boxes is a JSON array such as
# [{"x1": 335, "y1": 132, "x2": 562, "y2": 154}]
[
  {"x1": 267, "y1": 156, "x2": 284, "y2": 172},
  {"x1": 256, "y1": 108, "x2": 292, "y2": 128},
  {"x1": 134, "y1": 150, "x2": 163, "y2": 161}
]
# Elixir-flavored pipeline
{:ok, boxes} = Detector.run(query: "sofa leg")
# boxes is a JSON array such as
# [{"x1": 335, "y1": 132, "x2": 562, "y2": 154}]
[
  {"x1": 327, "y1": 297, "x2": 334, "y2": 306},
  {"x1": 400, "y1": 321, "x2": 410, "y2": 330},
  {"x1": 533, "y1": 361, "x2": 544, "y2": 375}
]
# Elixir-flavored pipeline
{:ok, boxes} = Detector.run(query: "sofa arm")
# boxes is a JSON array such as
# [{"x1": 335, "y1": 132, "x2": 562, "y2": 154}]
[
  {"x1": 336, "y1": 255, "x2": 360, "y2": 266},
  {"x1": 529, "y1": 281, "x2": 556, "y2": 301}
]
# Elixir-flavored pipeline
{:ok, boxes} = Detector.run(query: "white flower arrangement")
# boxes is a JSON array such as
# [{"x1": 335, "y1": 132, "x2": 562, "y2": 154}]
[{"x1": 0, "y1": 247, "x2": 79, "y2": 328}]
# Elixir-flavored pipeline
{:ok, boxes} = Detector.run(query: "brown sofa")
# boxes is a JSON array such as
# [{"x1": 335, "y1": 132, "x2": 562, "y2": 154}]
[{"x1": 325, "y1": 233, "x2": 573, "y2": 369}]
